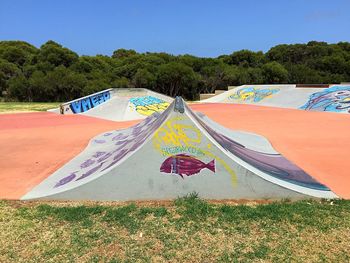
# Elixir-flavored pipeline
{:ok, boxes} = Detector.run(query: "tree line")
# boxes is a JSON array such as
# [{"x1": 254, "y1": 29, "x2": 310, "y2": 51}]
[{"x1": 0, "y1": 40, "x2": 349, "y2": 102}]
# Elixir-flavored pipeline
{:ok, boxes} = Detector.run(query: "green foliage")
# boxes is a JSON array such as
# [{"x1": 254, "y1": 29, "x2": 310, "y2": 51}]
[
  {"x1": 262, "y1": 62, "x2": 289, "y2": 83},
  {"x1": 7, "y1": 74, "x2": 31, "y2": 101},
  {"x1": 174, "y1": 192, "x2": 215, "y2": 220},
  {"x1": 1, "y1": 199, "x2": 350, "y2": 262},
  {"x1": 112, "y1": 48, "x2": 137, "y2": 59},
  {"x1": 156, "y1": 62, "x2": 199, "y2": 99},
  {"x1": 223, "y1": 49, "x2": 266, "y2": 67},
  {"x1": 38, "y1": 40, "x2": 78, "y2": 67},
  {"x1": 0, "y1": 40, "x2": 349, "y2": 102},
  {"x1": 23, "y1": 67, "x2": 87, "y2": 102},
  {"x1": 0, "y1": 41, "x2": 38, "y2": 67},
  {"x1": 132, "y1": 68, "x2": 156, "y2": 89},
  {"x1": 0, "y1": 59, "x2": 21, "y2": 94}
]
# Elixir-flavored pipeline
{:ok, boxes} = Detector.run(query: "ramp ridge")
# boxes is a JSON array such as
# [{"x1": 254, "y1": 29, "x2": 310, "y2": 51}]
[
  {"x1": 21, "y1": 98, "x2": 338, "y2": 200},
  {"x1": 174, "y1": 96, "x2": 185, "y2": 113}
]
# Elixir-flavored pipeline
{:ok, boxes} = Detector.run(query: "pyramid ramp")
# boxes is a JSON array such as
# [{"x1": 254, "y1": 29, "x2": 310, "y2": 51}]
[{"x1": 23, "y1": 98, "x2": 337, "y2": 200}]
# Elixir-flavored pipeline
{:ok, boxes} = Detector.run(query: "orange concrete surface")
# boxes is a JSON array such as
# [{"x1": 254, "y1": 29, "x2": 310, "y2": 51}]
[
  {"x1": 1, "y1": 104, "x2": 349, "y2": 200},
  {"x1": 0, "y1": 112, "x2": 138, "y2": 199},
  {"x1": 190, "y1": 103, "x2": 350, "y2": 198}
]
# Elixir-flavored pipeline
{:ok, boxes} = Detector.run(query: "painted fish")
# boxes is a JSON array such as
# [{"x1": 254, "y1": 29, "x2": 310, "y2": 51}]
[{"x1": 160, "y1": 154, "x2": 215, "y2": 178}]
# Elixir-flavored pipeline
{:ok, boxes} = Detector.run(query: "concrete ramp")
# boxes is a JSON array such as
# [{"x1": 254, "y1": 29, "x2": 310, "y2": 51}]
[
  {"x1": 22, "y1": 98, "x2": 337, "y2": 200},
  {"x1": 202, "y1": 84, "x2": 350, "y2": 114},
  {"x1": 58, "y1": 88, "x2": 173, "y2": 121}
]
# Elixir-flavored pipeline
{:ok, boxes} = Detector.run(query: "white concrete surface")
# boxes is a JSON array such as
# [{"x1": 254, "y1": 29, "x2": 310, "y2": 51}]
[
  {"x1": 23, "y1": 98, "x2": 337, "y2": 201},
  {"x1": 201, "y1": 84, "x2": 350, "y2": 114}
]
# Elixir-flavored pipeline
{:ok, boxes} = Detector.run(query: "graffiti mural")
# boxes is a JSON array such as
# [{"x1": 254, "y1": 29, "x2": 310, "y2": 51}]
[
  {"x1": 68, "y1": 90, "x2": 111, "y2": 114},
  {"x1": 153, "y1": 117, "x2": 237, "y2": 183},
  {"x1": 189, "y1": 109, "x2": 330, "y2": 191},
  {"x1": 53, "y1": 106, "x2": 172, "y2": 189},
  {"x1": 129, "y1": 96, "x2": 170, "y2": 116},
  {"x1": 160, "y1": 154, "x2": 215, "y2": 178},
  {"x1": 229, "y1": 87, "x2": 280, "y2": 102},
  {"x1": 300, "y1": 86, "x2": 350, "y2": 113}
]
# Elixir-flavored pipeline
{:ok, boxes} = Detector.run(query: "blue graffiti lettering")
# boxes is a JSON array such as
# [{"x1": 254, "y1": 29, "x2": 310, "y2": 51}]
[
  {"x1": 130, "y1": 96, "x2": 163, "y2": 107},
  {"x1": 81, "y1": 98, "x2": 92, "y2": 112},
  {"x1": 70, "y1": 100, "x2": 82, "y2": 113},
  {"x1": 69, "y1": 91, "x2": 111, "y2": 113},
  {"x1": 104, "y1": 92, "x2": 111, "y2": 101}
]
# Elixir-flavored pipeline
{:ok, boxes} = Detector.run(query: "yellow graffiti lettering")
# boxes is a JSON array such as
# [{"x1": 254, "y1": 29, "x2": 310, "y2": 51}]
[
  {"x1": 153, "y1": 117, "x2": 201, "y2": 151},
  {"x1": 153, "y1": 117, "x2": 237, "y2": 187},
  {"x1": 135, "y1": 102, "x2": 170, "y2": 116},
  {"x1": 228, "y1": 87, "x2": 280, "y2": 103}
]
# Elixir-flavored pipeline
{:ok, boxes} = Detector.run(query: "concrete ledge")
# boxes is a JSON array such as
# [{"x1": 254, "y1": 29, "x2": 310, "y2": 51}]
[
  {"x1": 215, "y1": 90, "x2": 227, "y2": 95},
  {"x1": 200, "y1": 94, "x2": 215, "y2": 100},
  {"x1": 295, "y1": 84, "x2": 330, "y2": 88}
]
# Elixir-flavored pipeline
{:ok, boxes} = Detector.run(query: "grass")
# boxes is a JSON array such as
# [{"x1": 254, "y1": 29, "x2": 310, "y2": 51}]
[
  {"x1": 0, "y1": 195, "x2": 349, "y2": 262},
  {"x1": 0, "y1": 102, "x2": 61, "y2": 113}
]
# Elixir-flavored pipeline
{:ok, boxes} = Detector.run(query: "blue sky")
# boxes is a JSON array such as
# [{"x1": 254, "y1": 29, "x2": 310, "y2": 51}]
[{"x1": 0, "y1": 0, "x2": 349, "y2": 57}]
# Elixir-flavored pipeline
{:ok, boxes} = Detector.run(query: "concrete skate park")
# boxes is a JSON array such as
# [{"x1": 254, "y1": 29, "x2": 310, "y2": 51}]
[{"x1": 1, "y1": 85, "x2": 350, "y2": 201}]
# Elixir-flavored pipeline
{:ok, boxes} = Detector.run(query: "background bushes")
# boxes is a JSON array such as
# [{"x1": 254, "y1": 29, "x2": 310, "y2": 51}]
[{"x1": 0, "y1": 40, "x2": 349, "y2": 101}]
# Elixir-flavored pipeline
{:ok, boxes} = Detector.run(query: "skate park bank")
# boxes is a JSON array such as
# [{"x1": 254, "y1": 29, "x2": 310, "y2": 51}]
[{"x1": 0, "y1": 85, "x2": 349, "y2": 201}]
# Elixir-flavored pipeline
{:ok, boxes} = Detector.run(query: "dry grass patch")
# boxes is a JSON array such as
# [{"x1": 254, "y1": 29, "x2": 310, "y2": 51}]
[
  {"x1": 0, "y1": 197, "x2": 349, "y2": 262},
  {"x1": 0, "y1": 102, "x2": 60, "y2": 113}
]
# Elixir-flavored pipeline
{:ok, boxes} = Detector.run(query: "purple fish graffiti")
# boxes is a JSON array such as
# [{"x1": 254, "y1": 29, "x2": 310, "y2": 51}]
[{"x1": 160, "y1": 154, "x2": 215, "y2": 178}]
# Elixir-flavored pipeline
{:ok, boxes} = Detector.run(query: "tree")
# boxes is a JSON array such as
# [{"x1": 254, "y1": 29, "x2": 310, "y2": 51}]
[
  {"x1": 156, "y1": 62, "x2": 198, "y2": 98},
  {"x1": 25, "y1": 67, "x2": 86, "y2": 102},
  {"x1": 0, "y1": 41, "x2": 38, "y2": 67},
  {"x1": 0, "y1": 71, "x2": 6, "y2": 95},
  {"x1": 224, "y1": 50, "x2": 265, "y2": 67},
  {"x1": 0, "y1": 59, "x2": 21, "y2": 96},
  {"x1": 1, "y1": 47, "x2": 28, "y2": 66},
  {"x1": 38, "y1": 40, "x2": 78, "y2": 67},
  {"x1": 319, "y1": 55, "x2": 348, "y2": 74},
  {"x1": 28, "y1": 71, "x2": 47, "y2": 101},
  {"x1": 132, "y1": 68, "x2": 155, "y2": 89},
  {"x1": 44, "y1": 66, "x2": 86, "y2": 101},
  {"x1": 287, "y1": 64, "x2": 323, "y2": 84},
  {"x1": 262, "y1": 62, "x2": 289, "y2": 83},
  {"x1": 1, "y1": 40, "x2": 350, "y2": 102},
  {"x1": 7, "y1": 74, "x2": 31, "y2": 101},
  {"x1": 112, "y1": 77, "x2": 131, "y2": 89},
  {"x1": 83, "y1": 79, "x2": 109, "y2": 96},
  {"x1": 200, "y1": 62, "x2": 238, "y2": 92},
  {"x1": 112, "y1": 49, "x2": 137, "y2": 59},
  {"x1": 178, "y1": 55, "x2": 205, "y2": 72}
]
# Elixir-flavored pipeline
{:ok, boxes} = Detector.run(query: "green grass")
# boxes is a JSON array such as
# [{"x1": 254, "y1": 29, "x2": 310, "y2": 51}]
[
  {"x1": 0, "y1": 102, "x2": 61, "y2": 113},
  {"x1": 1, "y1": 196, "x2": 350, "y2": 262}
]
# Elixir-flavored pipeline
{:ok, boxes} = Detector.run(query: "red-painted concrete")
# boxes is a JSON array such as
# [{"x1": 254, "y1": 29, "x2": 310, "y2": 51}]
[
  {"x1": 0, "y1": 112, "x2": 138, "y2": 199},
  {"x1": 1, "y1": 104, "x2": 349, "y2": 199},
  {"x1": 190, "y1": 103, "x2": 350, "y2": 198}
]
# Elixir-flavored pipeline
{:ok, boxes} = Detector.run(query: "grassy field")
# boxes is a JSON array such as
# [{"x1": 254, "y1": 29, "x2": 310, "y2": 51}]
[
  {"x1": 1, "y1": 195, "x2": 349, "y2": 262},
  {"x1": 0, "y1": 102, "x2": 61, "y2": 113}
]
